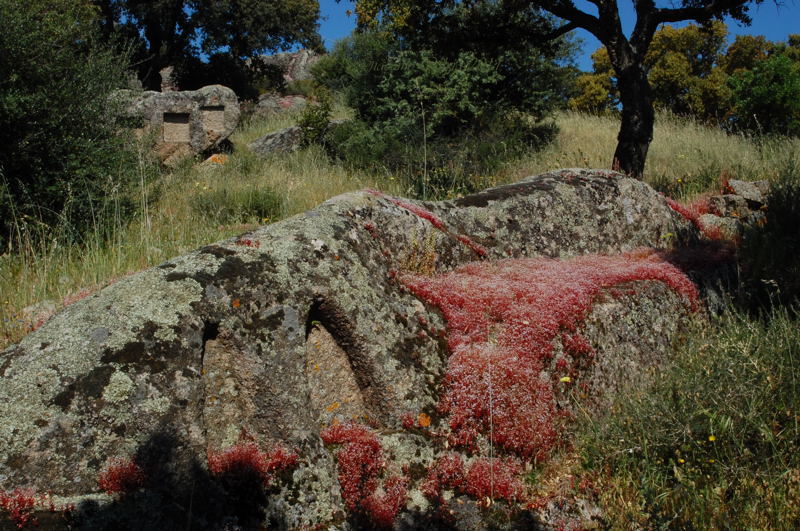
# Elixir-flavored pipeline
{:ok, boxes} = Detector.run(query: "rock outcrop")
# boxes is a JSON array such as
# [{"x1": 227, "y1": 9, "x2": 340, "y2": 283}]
[
  {"x1": 255, "y1": 94, "x2": 308, "y2": 116},
  {"x1": 0, "y1": 170, "x2": 727, "y2": 529},
  {"x1": 258, "y1": 49, "x2": 320, "y2": 83},
  {"x1": 249, "y1": 120, "x2": 346, "y2": 157},
  {"x1": 126, "y1": 85, "x2": 240, "y2": 166}
]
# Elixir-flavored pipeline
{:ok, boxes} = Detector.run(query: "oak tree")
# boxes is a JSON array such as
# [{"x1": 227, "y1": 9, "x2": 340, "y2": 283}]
[
  {"x1": 356, "y1": 0, "x2": 767, "y2": 177},
  {"x1": 93, "y1": 0, "x2": 322, "y2": 90}
]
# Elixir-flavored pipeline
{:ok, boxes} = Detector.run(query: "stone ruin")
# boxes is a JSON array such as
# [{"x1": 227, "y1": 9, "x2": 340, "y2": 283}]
[
  {"x1": 126, "y1": 85, "x2": 240, "y2": 166},
  {"x1": 0, "y1": 170, "x2": 754, "y2": 529}
]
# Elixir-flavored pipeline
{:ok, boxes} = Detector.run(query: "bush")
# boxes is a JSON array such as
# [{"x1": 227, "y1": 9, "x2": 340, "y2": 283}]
[
  {"x1": 728, "y1": 53, "x2": 800, "y2": 136},
  {"x1": 314, "y1": 24, "x2": 565, "y2": 199},
  {"x1": 0, "y1": 0, "x2": 147, "y2": 249},
  {"x1": 297, "y1": 88, "x2": 333, "y2": 148},
  {"x1": 326, "y1": 114, "x2": 557, "y2": 199},
  {"x1": 738, "y1": 162, "x2": 800, "y2": 310}
]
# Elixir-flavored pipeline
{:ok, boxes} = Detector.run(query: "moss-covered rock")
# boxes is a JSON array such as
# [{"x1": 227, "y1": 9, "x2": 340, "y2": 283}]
[{"x1": 0, "y1": 169, "x2": 719, "y2": 529}]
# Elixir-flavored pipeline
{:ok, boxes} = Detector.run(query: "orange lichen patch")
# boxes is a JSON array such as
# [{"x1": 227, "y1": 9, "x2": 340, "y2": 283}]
[
  {"x1": 326, "y1": 402, "x2": 341, "y2": 412},
  {"x1": 418, "y1": 413, "x2": 431, "y2": 428},
  {"x1": 207, "y1": 153, "x2": 228, "y2": 165},
  {"x1": 231, "y1": 299, "x2": 241, "y2": 308}
]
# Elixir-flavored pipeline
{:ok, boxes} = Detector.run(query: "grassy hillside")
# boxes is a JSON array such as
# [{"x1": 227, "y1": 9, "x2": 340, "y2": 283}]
[
  {"x1": 2, "y1": 107, "x2": 798, "y2": 349},
  {"x1": 1, "y1": 105, "x2": 799, "y2": 527}
]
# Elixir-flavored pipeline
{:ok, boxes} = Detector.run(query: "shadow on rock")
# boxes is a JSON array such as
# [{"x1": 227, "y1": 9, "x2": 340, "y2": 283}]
[{"x1": 73, "y1": 431, "x2": 288, "y2": 530}]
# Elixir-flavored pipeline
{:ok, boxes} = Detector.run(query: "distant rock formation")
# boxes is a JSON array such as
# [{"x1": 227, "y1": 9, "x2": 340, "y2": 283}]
[
  {"x1": 255, "y1": 93, "x2": 308, "y2": 116},
  {"x1": 249, "y1": 120, "x2": 346, "y2": 157},
  {"x1": 0, "y1": 170, "x2": 736, "y2": 529},
  {"x1": 258, "y1": 49, "x2": 320, "y2": 83}
]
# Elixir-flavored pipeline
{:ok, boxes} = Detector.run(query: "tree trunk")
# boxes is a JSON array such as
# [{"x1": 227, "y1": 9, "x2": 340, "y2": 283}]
[{"x1": 612, "y1": 66, "x2": 655, "y2": 179}]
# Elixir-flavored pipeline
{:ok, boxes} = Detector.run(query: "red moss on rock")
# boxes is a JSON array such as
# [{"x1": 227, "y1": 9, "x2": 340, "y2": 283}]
[
  {"x1": 97, "y1": 458, "x2": 145, "y2": 495},
  {"x1": 464, "y1": 458, "x2": 523, "y2": 502},
  {"x1": 0, "y1": 488, "x2": 36, "y2": 528},
  {"x1": 402, "y1": 251, "x2": 698, "y2": 460},
  {"x1": 365, "y1": 189, "x2": 487, "y2": 256},
  {"x1": 207, "y1": 441, "x2": 298, "y2": 486},
  {"x1": 421, "y1": 454, "x2": 466, "y2": 500},
  {"x1": 665, "y1": 195, "x2": 732, "y2": 242},
  {"x1": 321, "y1": 422, "x2": 408, "y2": 527}
]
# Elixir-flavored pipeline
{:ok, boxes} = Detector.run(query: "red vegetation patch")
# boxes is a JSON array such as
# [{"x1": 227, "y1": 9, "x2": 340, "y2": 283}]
[
  {"x1": 365, "y1": 189, "x2": 487, "y2": 257},
  {"x1": 0, "y1": 489, "x2": 75, "y2": 529},
  {"x1": 0, "y1": 489, "x2": 36, "y2": 528},
  {"x1": 207, "y1": 441, "x2": 299, "y2": 486},
  {"x1": 421, "y1": 454, "x2": 521, "y2": 505},
  {"x1": 97, "y1": 458, "x2": 145, "y2": 495},
  {"x1": 321, "y1": 422, "x2": 408, "y2": 527},
  {"x1": 401, "y1": 251, "x2": 698, "y2": 461},
  {"x1": 235, "y1": 237, "x2": 261, "y2": 248},
  {"x1": 665, "y1": 195, "x2": 710, "y2": 228},
  {"x1": 464, "y1": 458, "x2": 523, "y2": 502},
  {"x1": 421, "y1": 453, "x2": 466, "y2": 500},
  {"x1": 665, "y1": 195, "x2": 734, "y2": 242}
]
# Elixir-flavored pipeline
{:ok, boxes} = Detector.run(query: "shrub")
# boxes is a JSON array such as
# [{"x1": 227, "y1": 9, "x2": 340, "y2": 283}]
[
  {"x1": 313, "y1": 10, "x2": 571, "y2": 199},
  {"x1": 738, "y1": 163, "x2": 800, "y2": 310},
  {"x1": 0, "y1": 0, "x2": 149, "y2": 249},
  {"x1": 297, "y1": 87, "x2": 333, "y2": 148},
  {"x1": 728, "y1": 53, "x2": 800, "y2": 136}
]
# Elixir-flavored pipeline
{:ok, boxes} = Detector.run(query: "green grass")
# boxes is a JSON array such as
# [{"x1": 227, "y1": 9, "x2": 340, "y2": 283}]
[
  {"x1": 1, "y1": 101, "x2": 799, "y2": 527},
  {"x1": 576, "y1": 306, "x2": 800, "y2": 529}
]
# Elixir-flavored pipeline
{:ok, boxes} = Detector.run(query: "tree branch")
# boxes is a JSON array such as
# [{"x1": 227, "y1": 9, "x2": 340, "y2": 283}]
[
  {"x1": 652, "y1": 0, "x2": 751, "y2": 25},
  {"x1": 537, "y1": 0, "x2": 604, "y2": 38},
  {"x1": 544, "y1": 20, "x2": 580, "y2": 41}
]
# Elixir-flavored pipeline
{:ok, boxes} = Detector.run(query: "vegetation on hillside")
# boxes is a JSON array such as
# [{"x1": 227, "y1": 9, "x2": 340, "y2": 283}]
[
  {"x1": 571, "y1": 22, "x2": 800, "y2": 136},
  {"x1": 1, "y1": 2, "x2": 800, "y2": 527},
  {"x1": 93, "y1": 0, "x2": 322, "y2": 94},
  {"x1": 0, "y1": 0, "x2": 154, "y2": 251}
]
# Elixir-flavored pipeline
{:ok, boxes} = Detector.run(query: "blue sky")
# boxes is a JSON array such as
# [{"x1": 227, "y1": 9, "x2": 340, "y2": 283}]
[{"x1": 317, "y1": 0, "x2": 800, "y2": 71}]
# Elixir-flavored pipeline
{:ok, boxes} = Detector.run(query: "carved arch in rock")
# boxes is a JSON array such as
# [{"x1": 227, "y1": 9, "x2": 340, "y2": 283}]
[{"x1": 303, "y1": 297, "x2": 387, "y2": 426}]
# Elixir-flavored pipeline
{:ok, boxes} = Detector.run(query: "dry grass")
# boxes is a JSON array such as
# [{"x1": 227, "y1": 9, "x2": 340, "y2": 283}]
[
  {"x1": 2, "y1": 108, "x2": 798, "y2": 349},
  {"x1": 502, "y1": 110, "x2": 800, "y2": 198},
  {"x1": 0, "y1": 105, "x2": 395, "y2": 349}
]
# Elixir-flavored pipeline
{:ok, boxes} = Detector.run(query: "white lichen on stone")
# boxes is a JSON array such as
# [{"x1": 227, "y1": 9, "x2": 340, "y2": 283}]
[
  {"x1": 102, "y1": 371, "x2": 135, "y2": 403},
  {"x1": 142, "y1": 396, "x2": 170, "y2": 415}
]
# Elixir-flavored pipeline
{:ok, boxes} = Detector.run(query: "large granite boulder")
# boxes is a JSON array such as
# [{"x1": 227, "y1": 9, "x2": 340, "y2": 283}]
[
  {"x1": 126, "y1": 85, "x2": 240, "y2": 166},
  {"x1": 258, "y1": 49, "x2": 321, "y2": 82},
  {"x1": 0, "y1": 170, "x2": 725, "y2": 529}
]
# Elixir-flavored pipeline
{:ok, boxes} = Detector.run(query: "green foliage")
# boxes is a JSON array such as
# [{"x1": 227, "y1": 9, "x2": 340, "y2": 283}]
[
  {"x1": 0, "y1": 0, "x2": 151, "y2": 249},
  {"x1": 314, "y1": 1, "x2": 573, "y2": 198},
  {"x1": 728, "y1": 54, "x2": 800, "y2": 136},
  {"x1": 738, "y1": 163, "x2": 800, "y2": 309},
  {"x1": 579, "y1": 307, "x2": 800, "y2": 528},
  {"x1": 95, "y1": 0, "x2": 321, "y2": 92},
  {"x1": 572, "y1": 23, "x2": 800, "y2": 134},
  {"x1": 571, "y1": 22, "x2": 733, "y2": 121},
  {"x1": 325, "y1": 113, "x2": 557, "y2": 199},
  {"x1": 297, "y1": 88, "x2": 333, "y2": 147}
]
